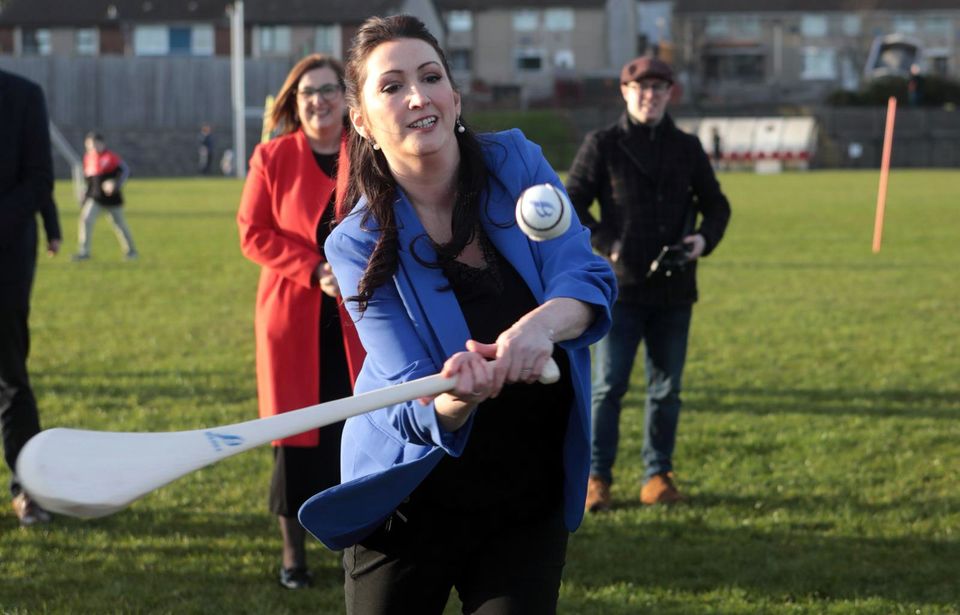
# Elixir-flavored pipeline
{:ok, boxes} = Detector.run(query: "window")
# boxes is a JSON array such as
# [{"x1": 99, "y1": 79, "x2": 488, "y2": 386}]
[
  {"x1": 554, "y1": 49, "x2": 575, "y2": 69},
  {"x1": 705, "y1": 16, "x2": 729, "y2": 37},
  {"x1": 513, "y1": 11, "x2": 538, "y2": 32},
  {"x1": 315, "y1": 26, "x2": 337, "y2": 54},
  {"x1": 924, "y1": 17, "x2": 951, "y2": 37},
  {"x1": 169, "y1": 27, "x2": 192, "y2": 55},
  {"x1": 133, "y1": 26, "x2": 168, "y2": 55},
  {"x1": 21, "y1": 29, "x2": 51, "y2": 55},
  {"x1": 192, "y1": 25, "x2": 214, "y2": 56},
  {"x1": 449, "y1": 49, "x2": 472, "y2": 71},
  {"x1": 447, "y1": 11, "x2": 473, "y2": 33},
  {"x1": 801, "y1": 15, "x2": 828, "y2": 38},
  {"x1": 801, "y1": 47, "x2": 837, "y2": 80},
  {"x1": 704, "y1": 53, "x2": 764, "y2": 82},
  {"x1": 258, "y1": 26, "x2": 291, "y2": 55},
  {"x1": 892, "y1": 16, "x2": 917, "y2": 34},
  {"x1": 76, "y1": 29, "x2": 98, "y2": 55},
  {"x1": 516, "y1": 49, "x2": 543, "y2": 71},
  {"x1": 737, "y1": 15, "x2": 761, "y2": 38},
  {"x1": 544, "y1": 9, "x2": 574, "y2": 32},
  {"x1": 841, "y1": 15, "x2": 861, "y2": 36},
  {"x1": 931, "y1": 56, "x2": 948, "y2": 77},
  {"x1": 134, "y1": 25, "x2": 212, "y2": 56}
]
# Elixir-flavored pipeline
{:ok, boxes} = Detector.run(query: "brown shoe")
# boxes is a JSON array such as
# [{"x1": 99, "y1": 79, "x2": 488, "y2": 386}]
[
  {"x1": 12, "y1": 493, "x2": 52, "y2": 527},
  {"x1": 585, "y1": 475, "x2": 612, "y2": 513},
  {"x1": 640, "y1": 472, "x2": 685, "y2": 505}
]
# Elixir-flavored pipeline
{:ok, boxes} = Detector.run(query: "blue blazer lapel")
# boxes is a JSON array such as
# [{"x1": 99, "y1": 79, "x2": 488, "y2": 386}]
[
  {"x1": 483, "y1": 221, "x2": 545, "y2": 304},
  {"x1": 481, "y1": 178, "x2": 546, "y2": 304},
  {"x1": 393, "y1": 193, "x2": 472, "y2": 364}
]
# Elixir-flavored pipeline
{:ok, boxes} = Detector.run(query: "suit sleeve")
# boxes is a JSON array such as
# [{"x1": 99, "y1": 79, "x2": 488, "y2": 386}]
[
  {"x1": 0, "y1": 81, "x2": 56, "y2": 242},
  {"x1": 324, "y1": 226, "x2": 472, "y2": 457},
  {"x1": 689, "y1": 139, "x2": 731, "y2": 256},
  {"x1": 237, "y1": 145, "x2": 323, "y2": 288}
]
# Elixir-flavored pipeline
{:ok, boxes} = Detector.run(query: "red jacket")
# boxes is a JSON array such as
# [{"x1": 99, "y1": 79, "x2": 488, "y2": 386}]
[{"x1": 238, "y1": 130, "x2": 365, "y2": 447}]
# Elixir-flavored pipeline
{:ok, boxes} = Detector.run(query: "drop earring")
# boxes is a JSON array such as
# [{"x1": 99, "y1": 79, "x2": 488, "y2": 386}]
[
  {"x1": 371, "y1": 140, "x2": 380, "y2": 151},
  {"x1": 456, "y1": 118, "x2": 466, "y2": 134}
]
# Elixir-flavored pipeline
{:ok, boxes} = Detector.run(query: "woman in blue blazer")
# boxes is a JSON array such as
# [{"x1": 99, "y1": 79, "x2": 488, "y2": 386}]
[{"x1": 300, "y1": 15, "x2": 616, "y2": 614}]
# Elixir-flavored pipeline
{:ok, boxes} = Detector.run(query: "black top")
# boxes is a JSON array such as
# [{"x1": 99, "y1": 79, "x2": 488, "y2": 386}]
[
  {"x1": 313, "y1": 151, "x2": 338, "y2": 255},
  {"x1": 313, "y1": 150, "x2": 337, "y2": 178},
  {"x1": 311, "y1": 150, "x2": 349, "y2": 403},
  {"x1": 410, "y1": 231, "x2": 573, "y2": 527}
]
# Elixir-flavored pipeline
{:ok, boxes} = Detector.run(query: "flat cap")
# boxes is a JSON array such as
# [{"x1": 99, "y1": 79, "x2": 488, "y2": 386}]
[{"x1": 620, "y1": 56, "x2": 674, "y2": 85}]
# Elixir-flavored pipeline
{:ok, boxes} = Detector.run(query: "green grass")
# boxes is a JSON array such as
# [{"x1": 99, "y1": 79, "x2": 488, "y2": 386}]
[
  {"x1": 2, "y1": 170, "x2": 959, "y2": 614},
  {"x1": 469, "y1": 109, "x2": 579, "y2": 170}
]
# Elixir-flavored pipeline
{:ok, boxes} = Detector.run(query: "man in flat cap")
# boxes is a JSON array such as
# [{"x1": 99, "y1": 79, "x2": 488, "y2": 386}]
[{"x1": 566, "y1": 57, "x2": 731, "y2": 511}]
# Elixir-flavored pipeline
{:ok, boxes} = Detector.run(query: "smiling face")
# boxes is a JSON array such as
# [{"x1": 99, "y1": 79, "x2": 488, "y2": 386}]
[
  {"x1": 621, "y1": 79, "x2": 672, "y2": 125},
  {"x1": 349, "y1": 38, "x2": 461, "y2": 170},
  {"x1": 295, "y1": 66, "x2": 345, "y2": 143}
]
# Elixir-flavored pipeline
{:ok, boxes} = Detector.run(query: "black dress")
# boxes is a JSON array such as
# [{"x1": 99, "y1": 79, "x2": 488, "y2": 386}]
[{"x1": 268, "y1": 150, "x2": 351, "y2": 518}]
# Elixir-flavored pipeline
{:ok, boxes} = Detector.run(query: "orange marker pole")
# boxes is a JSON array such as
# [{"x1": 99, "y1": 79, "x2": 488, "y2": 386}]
[{"x1": 873, "y1": 96, "x2": 897, "y2": 253}]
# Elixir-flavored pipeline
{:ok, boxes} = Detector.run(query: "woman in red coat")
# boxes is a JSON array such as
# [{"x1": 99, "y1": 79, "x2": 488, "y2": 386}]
[{"x1": 237, "y1": 54, "x2": 364, "y2": 590}]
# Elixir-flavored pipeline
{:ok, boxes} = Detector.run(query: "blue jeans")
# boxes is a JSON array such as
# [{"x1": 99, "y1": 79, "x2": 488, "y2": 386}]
[{"x1": 590, "y1": 302, "x2": 692, "y2": 484}]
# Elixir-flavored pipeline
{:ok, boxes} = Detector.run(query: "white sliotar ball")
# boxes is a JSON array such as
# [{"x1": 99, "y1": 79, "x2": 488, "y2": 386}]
[{"x1": 515, "y1": 183, "x2": 573, "y2": 242}]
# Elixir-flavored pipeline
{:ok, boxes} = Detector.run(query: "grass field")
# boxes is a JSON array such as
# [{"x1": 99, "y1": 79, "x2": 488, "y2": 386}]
[{"x1": 2, "y1": 170, "x2": 959, "y2": 614}]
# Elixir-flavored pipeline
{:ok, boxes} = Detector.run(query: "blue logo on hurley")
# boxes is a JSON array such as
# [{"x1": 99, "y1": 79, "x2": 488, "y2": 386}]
[{"x1": 205, "y1": 431, "x2": 245, "y2": 452}]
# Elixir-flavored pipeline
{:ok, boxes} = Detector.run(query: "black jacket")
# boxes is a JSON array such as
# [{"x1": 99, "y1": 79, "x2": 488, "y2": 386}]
[
  {"x1": 0, "y1": 70, "x2": 60, "y2": 309},
  {"x1": 566, "y1": 112, "x2": 730, "y2": 305}
]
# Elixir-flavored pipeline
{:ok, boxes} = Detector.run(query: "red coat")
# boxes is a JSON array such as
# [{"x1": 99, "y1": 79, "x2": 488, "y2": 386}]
[{"x1": 238, "y1": 130, "x2": 365, "y2": 447}]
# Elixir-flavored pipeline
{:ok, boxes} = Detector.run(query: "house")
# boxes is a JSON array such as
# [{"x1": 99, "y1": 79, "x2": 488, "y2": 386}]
[
  {"x1": 244, "y1": 0, "x2": 442, "y2": 60},
  {"x1": 668, "y1": 0, "x2": 960, "y2": 106},
  {"x1": 0, "y1": 0, "x2": 231, "y2": 57},
  {"x1": 0, "y1": 0, "x2": 443, "y2": 176},
  {"x1": 0, "y1": 0, "x2": 441, "y2": 60},
  {"x1": 435, "y1": 0, "x2": 607, "y2": 103}
]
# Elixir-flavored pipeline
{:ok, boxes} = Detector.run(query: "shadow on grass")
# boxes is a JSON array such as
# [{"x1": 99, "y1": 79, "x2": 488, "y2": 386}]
[
  {"x1": 6, "y1": 509, "x2": 346, "y2": 590},
  {"x1": 688, "y1": 386, "x2": 959, "y2": 420},
  {"x1": 568, "y1": 514, "x2": 959, "y2": 605}
]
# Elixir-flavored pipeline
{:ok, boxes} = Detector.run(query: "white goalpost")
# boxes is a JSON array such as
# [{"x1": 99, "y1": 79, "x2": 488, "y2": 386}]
[{"x1": 48, "y1": 121, "x2": 85, "y2": 204}]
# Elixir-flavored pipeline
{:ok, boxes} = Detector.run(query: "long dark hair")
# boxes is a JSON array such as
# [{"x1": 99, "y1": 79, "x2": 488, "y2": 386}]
[
  {"x1": 337, "y1": 14, "x2": 489, "y2": 313},
  {"x1": 267, "y1": 53, "x2": 345, "y2": 137}
]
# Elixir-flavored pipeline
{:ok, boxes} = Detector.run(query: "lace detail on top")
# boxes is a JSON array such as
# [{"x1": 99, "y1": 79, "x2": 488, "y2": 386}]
[{"x1": 439, "y1": 230, "x2": 503, "y2": 299}]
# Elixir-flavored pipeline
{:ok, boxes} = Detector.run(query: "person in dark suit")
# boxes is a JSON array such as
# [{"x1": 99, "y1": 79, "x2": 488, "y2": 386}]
[{"x1": 0, "y1": 69, "x2": 61, "y2": 526}]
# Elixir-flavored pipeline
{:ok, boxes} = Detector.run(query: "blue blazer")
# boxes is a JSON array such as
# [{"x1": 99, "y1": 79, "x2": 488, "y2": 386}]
[{"x1": 300, "y1": 130, "x2": 617, "y2": 550}]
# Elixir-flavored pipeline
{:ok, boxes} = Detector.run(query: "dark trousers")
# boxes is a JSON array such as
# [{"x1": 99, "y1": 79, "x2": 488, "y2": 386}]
[
  {"x1": 0, "y1": 304, "x2": 41, "y2": 497},
  {"x1": 344, "y1": 506, "x2": 569, "y2": 614}
]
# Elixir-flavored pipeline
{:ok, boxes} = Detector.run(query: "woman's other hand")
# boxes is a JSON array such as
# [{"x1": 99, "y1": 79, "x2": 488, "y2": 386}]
[
  {"x1": 418, "y1": 351, "x2": 494, "y2": 433},
  {"x1": 316, "y1": 262, "x2": 341, "y2": 297}
]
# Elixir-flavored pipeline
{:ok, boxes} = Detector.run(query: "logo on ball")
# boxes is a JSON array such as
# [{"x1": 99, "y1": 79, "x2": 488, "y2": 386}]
[
  {"x1": 516, "y1": 184, "x2": 573, "y2": 242},
  {"x1": 531, "y1": 200, "x2": 559, "y2": 227}
]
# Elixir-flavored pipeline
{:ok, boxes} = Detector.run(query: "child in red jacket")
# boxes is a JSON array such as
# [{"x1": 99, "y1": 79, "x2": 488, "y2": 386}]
[{"x1": 72, "y1": 132, "x2": 138, "y2": 261}]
